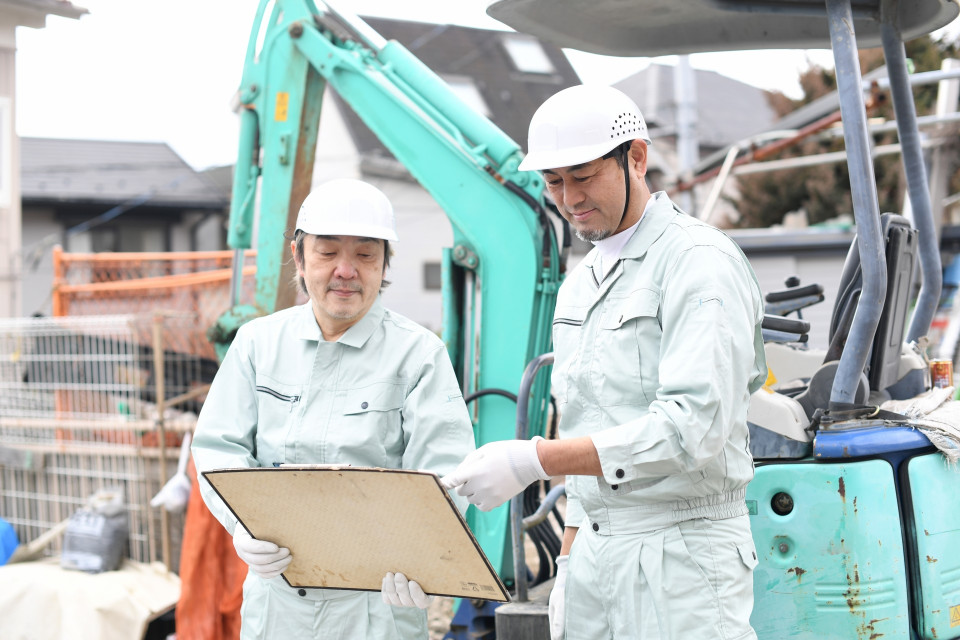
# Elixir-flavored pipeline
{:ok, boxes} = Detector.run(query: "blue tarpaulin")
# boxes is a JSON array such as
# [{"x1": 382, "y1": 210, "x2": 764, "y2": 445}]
[{"x1": 0, "y1": 517, "x2": 19, "y2": 565}]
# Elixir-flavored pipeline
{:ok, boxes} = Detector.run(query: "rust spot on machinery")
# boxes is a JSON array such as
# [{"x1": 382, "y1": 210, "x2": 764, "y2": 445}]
[
  {"x1": 853, "y1": 496, "x2": 858, "y2": 513},
  {"x1": 845, "y1": 563, "x2": 863, "y2": 611},
  {"x1": 855, "y1": 614, "x2": 889, "y2": 639},
  {"x1": 787, "y1": 566, "x2": 807, "y2": 581},
  {"x1": 927, "y1": 555, "x2": 939, "y2": 563},
  {"x1": 838, "y1": 476, "x2": 846, "y2": 500}
]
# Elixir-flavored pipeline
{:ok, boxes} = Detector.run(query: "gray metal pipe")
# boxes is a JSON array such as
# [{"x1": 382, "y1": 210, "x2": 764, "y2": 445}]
[
  {"x1": 522, "y1": 484, "x2": 567, "y2": 529},
  {"x1": 826, "y1": 0, "x2": 887, "y2": 407},
  {"x1": 880, "y1": 7, "x2": 942, "y2": 344},
  {"x1": 511, "y1": 351, "x2": 554, "y2": 602}
]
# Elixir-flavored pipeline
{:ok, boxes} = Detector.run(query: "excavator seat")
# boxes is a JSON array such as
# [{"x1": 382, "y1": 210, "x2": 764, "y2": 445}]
[
  {"x1": 823, "y1": 212, "x2": 920, "y2": 396},
  {"x1": 748, "y1": 212, "x2": 923, "y2": 460}
]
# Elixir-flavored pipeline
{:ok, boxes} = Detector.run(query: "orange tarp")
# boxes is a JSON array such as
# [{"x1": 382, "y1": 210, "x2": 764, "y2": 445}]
[{"x1": 175, "y1": 458, "x2": 247, "y2": 640}]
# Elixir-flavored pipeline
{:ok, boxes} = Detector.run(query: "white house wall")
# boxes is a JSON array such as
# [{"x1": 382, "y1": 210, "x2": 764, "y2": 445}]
[
  {"x1": 378, "y1": 179, "x2": 450, "y2": 334},
  {"x1": 1, "y1": 38, "x2": 20, "y2": 317}
]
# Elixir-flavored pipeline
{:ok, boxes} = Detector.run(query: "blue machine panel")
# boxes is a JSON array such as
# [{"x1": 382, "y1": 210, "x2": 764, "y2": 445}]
[
  {"x1": 747, "y1": 459, "x2": 910, "y2": 639},
  {"x1": 814, "y1": 425, "x2": 933, "y2": 459},
  {"x1": 906, "y1": 452, "x2": 960, "y2": 639}
]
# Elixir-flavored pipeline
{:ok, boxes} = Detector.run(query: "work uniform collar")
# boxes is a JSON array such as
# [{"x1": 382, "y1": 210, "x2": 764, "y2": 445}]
[
  {"x1": 338, "y1": 297, "x2": 384, "y2": 348},
  {"x1": 619, "y1": 192, "x2": 675, "y2": 260},
  {"x1": 294, "y1": 296, "x2": 385, "y2": 348}
]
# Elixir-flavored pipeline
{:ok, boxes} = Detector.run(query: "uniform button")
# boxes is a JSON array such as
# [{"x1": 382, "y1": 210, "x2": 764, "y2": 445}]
[
  {"x1": 611, "y1": 484, "x2": 619, "y2": 490},
  {"x1": 592, "y1": 522, "x2": 599, "y2": 532},
  {"x1": 616, "y1": 468, "x2": 625, "y2": 479},
  {"x1": 361, "y1": 401, "x2": 369, "y2": 409},
  {"x1": 298, "y1": 589, "x2": 306, "y2": 597}
]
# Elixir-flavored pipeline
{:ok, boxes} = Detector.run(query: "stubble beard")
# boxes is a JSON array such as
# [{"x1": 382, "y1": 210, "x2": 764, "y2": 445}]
[{"x1": 574, "y1": 227, "x2": 613, "y2": 242}]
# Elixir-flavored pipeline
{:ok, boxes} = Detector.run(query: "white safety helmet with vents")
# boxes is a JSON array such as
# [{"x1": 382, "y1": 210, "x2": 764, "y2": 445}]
[
  {"x1": 295, "y1": 178, "x2": 399, "y2": 242},
  {"x1": 519, "y1": 84, "x2": 651, "y2": 171}
]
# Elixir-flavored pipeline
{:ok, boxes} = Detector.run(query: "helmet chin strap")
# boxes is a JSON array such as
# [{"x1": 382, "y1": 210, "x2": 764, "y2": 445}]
[{"x1": 617, "y1": 142, "x2": 631, "y2": 234}]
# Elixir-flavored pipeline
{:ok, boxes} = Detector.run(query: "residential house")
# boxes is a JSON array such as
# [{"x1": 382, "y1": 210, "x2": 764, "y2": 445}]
[
  {"x1": 1, "y1": 0, "x2": 86, "y2": 316},
  {"x1": 20, "y1": 137, "x2": 230, "y2": 316}
]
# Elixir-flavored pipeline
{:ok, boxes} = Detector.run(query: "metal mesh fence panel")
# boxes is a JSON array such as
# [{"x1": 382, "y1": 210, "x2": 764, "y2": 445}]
[{"x1": 0, "y1": 314, "x2": 204, "y2": 569}]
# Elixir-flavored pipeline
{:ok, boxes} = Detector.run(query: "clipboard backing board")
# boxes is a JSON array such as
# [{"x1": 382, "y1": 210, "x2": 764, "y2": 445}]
[{"x1": 202, "y1": 466, "x2": 509, "y2": 602}]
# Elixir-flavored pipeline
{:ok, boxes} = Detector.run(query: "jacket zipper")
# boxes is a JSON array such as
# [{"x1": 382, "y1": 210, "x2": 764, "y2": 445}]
[{"x1": 256, "y1": 385, "x2": 301, "y2": 412}]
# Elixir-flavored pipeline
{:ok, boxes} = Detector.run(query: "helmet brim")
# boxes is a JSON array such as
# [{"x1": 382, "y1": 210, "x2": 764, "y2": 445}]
[
  {"x1": 519, "y1": 137, "x2": 652, "y2": 172},
  {"x1": 296, "y1": 222, "x2": 399, "y2": 242}
]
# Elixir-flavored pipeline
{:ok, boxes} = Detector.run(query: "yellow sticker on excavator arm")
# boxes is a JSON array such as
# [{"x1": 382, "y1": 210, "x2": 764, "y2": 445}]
[
  {"x1": 951, "y1": 603, "x2": 960, "y2": 627},
  {"x1": 275, "y1": 92, "x2": 289, "y2": 122}
]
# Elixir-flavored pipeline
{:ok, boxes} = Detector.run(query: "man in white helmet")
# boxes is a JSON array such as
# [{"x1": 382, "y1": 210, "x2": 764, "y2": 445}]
[
  {"x1": 192, "y1": 178, "x2": 476, "y2": 639},
  {"x1": 443, "y1": 85, "x2": 767, "y2": 639}
]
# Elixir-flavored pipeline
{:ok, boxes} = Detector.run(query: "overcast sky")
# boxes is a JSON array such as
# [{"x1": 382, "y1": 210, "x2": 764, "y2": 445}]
[{"x1": 13, "y1": 0, "x2": 958, "y2": 171}]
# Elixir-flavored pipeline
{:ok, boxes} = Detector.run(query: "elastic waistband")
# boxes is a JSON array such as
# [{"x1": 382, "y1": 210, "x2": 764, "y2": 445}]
[{"x1": 582, "y1": 488, "x2": 748, "y2": 535}]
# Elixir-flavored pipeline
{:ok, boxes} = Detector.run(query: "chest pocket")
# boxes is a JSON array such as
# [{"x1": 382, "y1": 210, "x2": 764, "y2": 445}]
[
  {"x1": 552, "y1": 305, "x2": 588, "y2": 407},
  {"x1": 254, "y1": 378, "x2": 302, "y2": 466},
  {"x1": 595, "y1": 289, "x2": 661, "y2": 406},
  {"x1": 336, "y1": 382, "x2": 406, "y2": 465}
]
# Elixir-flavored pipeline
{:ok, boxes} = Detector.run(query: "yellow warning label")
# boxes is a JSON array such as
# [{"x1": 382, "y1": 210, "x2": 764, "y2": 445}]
[
  {"x1": 951, "y1": 603, "x2": 960, "y2": 627},
  {"x1": 762, "y1": 367, "x2": 778, "y2": 391},
  {"x1": 275, "y1": 92, "x2": 289, "y2": 122}
]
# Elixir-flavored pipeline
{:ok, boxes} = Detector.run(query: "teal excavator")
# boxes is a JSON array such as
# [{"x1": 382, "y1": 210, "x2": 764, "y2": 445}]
[{"x1": 209, "y1": 1, "x2": 960, "y2": 638}]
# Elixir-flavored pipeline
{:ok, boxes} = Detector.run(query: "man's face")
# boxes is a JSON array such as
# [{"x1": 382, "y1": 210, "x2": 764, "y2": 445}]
[
  {"x1": 543, "y1": 141, "x2": 646, "y2": 242},
  {"x1": 294, "y1": 234, "x2": 385, "y2": 335}
]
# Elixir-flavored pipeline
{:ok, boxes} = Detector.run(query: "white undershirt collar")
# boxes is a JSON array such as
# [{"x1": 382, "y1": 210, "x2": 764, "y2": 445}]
[{"x1": 592, "y1": 193, "x2": 658, "y2": 280}]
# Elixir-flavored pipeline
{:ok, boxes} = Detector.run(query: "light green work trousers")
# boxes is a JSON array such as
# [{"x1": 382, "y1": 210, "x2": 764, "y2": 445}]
[
  {"x1": 239, "y1": 573, "x2": 428, "y2": 639},
  {"x1": 565, "y1": 514, "x2": 758, "y2": 640}
]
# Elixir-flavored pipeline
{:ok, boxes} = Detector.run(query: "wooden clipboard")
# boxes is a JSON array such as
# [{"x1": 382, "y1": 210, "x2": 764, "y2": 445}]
[{"x1": 202, "y1": 466, "x2": 509, "y2": 602}]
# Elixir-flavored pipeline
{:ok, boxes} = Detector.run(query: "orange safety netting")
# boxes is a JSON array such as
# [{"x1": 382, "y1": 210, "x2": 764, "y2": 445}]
[{"x1": 51, "y1": 246, "x2": 257, "y2": 362}]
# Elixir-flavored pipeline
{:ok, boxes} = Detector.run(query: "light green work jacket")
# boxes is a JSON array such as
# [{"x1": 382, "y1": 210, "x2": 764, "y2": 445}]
[
  {"x1": 193, "y1": 297, "x2": 475, "y2": 551},
  {"x1": 552, "y1": 193, "x2": 766, "y2": 535}
]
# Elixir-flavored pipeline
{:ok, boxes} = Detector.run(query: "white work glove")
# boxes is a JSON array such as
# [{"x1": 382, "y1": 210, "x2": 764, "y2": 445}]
[
  {"x1": 232, "y1": 526, "x2": 292, "y2": 579},
  {"x1": 381, "y1": 571, "x2": 433, "y2": 609},
  {"x1": 441, "y1": 436, "x2": 550, "y2": 512},
  {"x1": 549, "y1": 555, "x2": 568, "y2": 640},
  {"x1": 150, "y1": 433, "x2": 192, "y2": 513}
]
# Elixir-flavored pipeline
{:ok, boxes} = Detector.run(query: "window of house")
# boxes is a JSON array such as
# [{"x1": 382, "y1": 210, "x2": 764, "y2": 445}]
[
  {"x1": 423, "y1": 262, "x2": 442, "y2": 290},
  {"x1": 501, "y1": 35, "x2": 556, "y2": 74},
  {"x1": 441, "y1": 76, "x2": 492, "y2": 117}
]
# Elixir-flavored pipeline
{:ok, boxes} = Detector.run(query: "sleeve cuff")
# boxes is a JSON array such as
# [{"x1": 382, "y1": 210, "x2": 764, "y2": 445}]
[{"x1": 591, "y1": 425, "x2": 638, "y2": 485}]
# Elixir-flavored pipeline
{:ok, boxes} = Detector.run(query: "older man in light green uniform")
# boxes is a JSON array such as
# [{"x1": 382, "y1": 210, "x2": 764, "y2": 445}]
[
  {"x1": 193, "y1": 178, "x2": 476, "y2": 639},
  {"x1": 443, "y1": 85, "x2": 767, "y2": 639}
]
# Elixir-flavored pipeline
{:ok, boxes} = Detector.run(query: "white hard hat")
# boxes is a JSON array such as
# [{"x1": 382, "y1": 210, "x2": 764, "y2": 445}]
[
  {"x1": 518, "y1": 84, "x2": 651, "y2": 171},
  {"x1": 295, "y1": 178, "x2": 399, "y2": 241}
]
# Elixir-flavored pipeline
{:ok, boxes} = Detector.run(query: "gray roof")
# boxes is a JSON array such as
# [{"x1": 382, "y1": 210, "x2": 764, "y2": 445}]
[
  {"x1": 21, "y1": 138, "x2": 229, "y2": 209},
  {"x1": 335, "y1": 16, "x2": 582, "y2": 172},
  {"x1": 614, "y1": 64, "x2": 778, "y2": 150}
]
